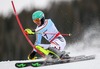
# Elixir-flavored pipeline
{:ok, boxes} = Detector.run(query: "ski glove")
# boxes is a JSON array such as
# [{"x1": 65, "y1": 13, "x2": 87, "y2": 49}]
[{"x1": 25, "y1": 28, "x2": 35, "y2": 35}]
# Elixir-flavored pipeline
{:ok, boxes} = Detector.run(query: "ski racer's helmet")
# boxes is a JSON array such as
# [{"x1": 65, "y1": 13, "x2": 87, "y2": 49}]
[
  {"x1": 32, "y1": 10, "x2": 44, "y2": 20},
  {"x1": 32, "y1": 11, "x2": 45, "y2": 26}
]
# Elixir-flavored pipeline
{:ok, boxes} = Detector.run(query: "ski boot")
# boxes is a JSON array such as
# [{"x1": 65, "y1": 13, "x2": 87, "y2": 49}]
[
  {"x1": 28, "y1": 51, "x2": 42, "y2": 60},
  {"x1": 48, "y1": 47, "x2": 70, "y2": 59},
  {"x1": 60, "y1": 51, "x2": 70, "y2": 59}
]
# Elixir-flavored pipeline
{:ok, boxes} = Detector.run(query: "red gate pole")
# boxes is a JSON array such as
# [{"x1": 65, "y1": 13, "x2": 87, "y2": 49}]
[{"x1": 11, "y1": 1, "x2": 45, "y2": 58}]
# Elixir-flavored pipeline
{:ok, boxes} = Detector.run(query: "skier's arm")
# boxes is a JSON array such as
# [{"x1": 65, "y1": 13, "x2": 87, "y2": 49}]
[
  {"x1": 25, "y1": 28, "x2": 42, "y2": 45},
  {"x1": 35, "y1": 34, "x2": 42, "y2": 45},
  {"x1": 25, "y1": 28, "x2": 35, "y2": 35}
]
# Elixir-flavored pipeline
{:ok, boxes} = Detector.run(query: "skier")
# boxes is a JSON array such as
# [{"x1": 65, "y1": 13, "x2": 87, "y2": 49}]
[{"x1": 25, "y1": 10, "x2": 69, "y2": 60}]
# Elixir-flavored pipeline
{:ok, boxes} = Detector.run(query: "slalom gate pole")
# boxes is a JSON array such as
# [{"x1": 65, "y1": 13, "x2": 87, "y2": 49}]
[{"x1": 11, "y1": 1, "x2": 45, "y2": 58}]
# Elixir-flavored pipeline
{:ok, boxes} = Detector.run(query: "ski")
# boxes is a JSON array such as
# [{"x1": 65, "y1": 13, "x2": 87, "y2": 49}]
[{"x1": 15, "y1": 55, "x2": 95, "y2": 68}]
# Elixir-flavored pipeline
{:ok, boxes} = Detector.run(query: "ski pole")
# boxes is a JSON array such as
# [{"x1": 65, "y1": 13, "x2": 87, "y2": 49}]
[
  {"x1": 33, "y1": 32, "x2": 72, "y2": 36},
  {"x1": 11, "y1": 1, "x2": 45, "y2": 58},
  {"x1": 42, "y1": 33, "x2": 72, "y2": 36},
  {"x1": 24, "y1": 29, "x2": 72, "y2": 36}
]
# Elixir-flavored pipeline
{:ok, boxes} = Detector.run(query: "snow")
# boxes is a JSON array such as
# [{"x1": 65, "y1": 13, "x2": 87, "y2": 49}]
[
  {"x1": 0, "y1": 46, "x2": 100, "y2": 69},
  {"x1": 0, "y1": 53, "x2": 100, "y2": 69}
]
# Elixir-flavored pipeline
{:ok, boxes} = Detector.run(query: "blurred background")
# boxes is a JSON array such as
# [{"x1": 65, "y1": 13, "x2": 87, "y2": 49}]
[{"x1": 0, "y1": 0, "x2": 100, "y2": 61}]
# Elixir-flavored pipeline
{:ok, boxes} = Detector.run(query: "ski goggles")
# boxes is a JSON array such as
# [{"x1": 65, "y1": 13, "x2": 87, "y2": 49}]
[{"x1": 33, "y1": 18, "x2": 41, "y2": 23}]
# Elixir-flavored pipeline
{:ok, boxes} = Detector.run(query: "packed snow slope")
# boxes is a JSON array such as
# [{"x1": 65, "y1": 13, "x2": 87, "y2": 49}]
[{"x1": 0, "y1": 52, "x2": 100, "y2": 69}]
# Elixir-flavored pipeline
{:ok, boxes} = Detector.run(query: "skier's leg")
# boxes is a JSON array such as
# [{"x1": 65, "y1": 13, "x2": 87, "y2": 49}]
[
  {"x1": 37, "y1": 43, "x2": 68, "y2": 59},
  {"x1": 28, "y1": 45, "x2": 50, "y2": 60},
  {"x1": 35, "y1": 36, "x2": 69, "y2": 59},
  {"x1": 48, "y1": 36, "x2": 70, "y2": 59},
  {"x1": 28, "y1": 35, "x2": 69, "y2": 60}
]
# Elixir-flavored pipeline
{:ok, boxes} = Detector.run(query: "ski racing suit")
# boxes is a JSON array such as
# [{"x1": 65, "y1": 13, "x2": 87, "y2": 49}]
[{"x1": 34, "y1": 19, "x2": 66, "y2": 52}]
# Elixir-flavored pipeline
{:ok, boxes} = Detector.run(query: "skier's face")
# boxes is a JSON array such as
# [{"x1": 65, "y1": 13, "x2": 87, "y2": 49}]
[{"x1": 33, "y1": 18, "x2": 41, "y2": 26}]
